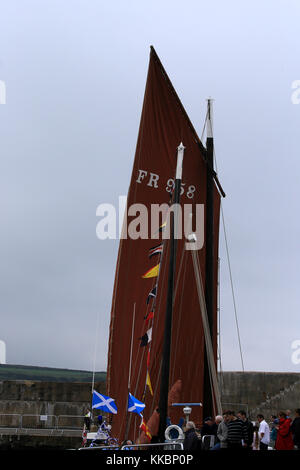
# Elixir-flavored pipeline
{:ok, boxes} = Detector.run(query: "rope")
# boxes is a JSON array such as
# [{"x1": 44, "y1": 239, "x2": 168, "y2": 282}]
[
  {"x1": 220, "y1": 202, "x2": 245, "y2": 372},
  {"x1": 217, "y1": 257, "x2": 225, "y2": 394},
  {"x1": 212, "y1": 135, "x2": 245, "y2": 373}
]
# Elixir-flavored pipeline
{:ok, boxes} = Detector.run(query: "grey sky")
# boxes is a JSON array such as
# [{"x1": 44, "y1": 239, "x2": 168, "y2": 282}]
[{"x1": 0, "y1": 0, "x2": 300, "y2": 373}]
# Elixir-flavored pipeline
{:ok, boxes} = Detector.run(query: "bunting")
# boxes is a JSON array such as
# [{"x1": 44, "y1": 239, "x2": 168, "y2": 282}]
[
  {"x1": 139, "y1": 328, "x2": 152, "y2": 347},
  {"x1": 146, "y1": 285, "x2": 157, "y2": 304},
  {"x1": 159, "y1": 222, "x2": 167, "y2": 232},
  {"x1": 147, "y1": 350, "x2": 150, "y2": 368},
  {"x1": 148, "y1": 243, "x2": 163, "y2": 259},
  {"x1": 142, "y1": 264, "x2": 160, "y2": 279},
  {"x1": 144, "y1": 311, "x2": 154, "y2": 322},
  {"x1": 146, "y1": 370, "x2": 153, "y2": 396},
  {"x1": 140, "y1": 416, "x2": 152, "y2": 442}
]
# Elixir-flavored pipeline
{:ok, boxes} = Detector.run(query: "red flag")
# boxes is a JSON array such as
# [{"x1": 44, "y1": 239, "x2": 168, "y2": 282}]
[
  {"x1": 147, "y1": 350, "x2": 150, "y2": 368},
  {"x1": 140, "y1": 417, "x2": 152, "y2": 441},
  {"x1": 144, "y1": 311, "x2": 154, "y2": 323}
]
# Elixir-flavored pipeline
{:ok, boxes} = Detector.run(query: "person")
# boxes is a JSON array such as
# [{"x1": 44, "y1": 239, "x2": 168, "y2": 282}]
[
  {"x1": 275, "y1": 411, "x2": 294, "y2": 450},
  {"x1": 183, "y1": 421, "x2": 201, "y2": 451},
  {"x1": 291, "y1": 409, "x2": 300, "y2": 449},
  {"x1": 84, "y1": 408, "x2": 92, "y2": 431},
  {"x1": 216, "y1": 413, "x2": 229, "y2": 450},
  {"x1": 257, "y1": 414, "x2": 270, "y2": 450},
  {"x1": 201, "y1": 417, "x2": 218, "y2": 437},
  {"x1": 237, "y1": 410, "x2": 254, "y2": 450},
  {"x1": 270, "y1": 415, "x2": 279, "y2": 447},
  {"x1": 226, "y1": 410, "x2": 248, "y2": 449},
  {"x1": 252, "y1": 424, "x2": 260, "y2": 450},
  {"x1": 121, "y1": 439, "x2": 134, "y2": 450},
  {"x1": 210, "y1": 415, "x2": 223, "y2": 450}
]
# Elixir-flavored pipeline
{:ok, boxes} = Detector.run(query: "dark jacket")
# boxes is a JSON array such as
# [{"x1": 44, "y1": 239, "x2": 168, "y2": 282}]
[
  {"x1": 183, "y1": 428, "x2": 201, "y2": 451},
  {"x1": 227, "y1": 418, "x2": 248, "y2": 446},
  {"x1": 291, "y1": 417, "x2": 300, "y2": 445},
  {"x1": 201, "y1": 422, "x2": 218, "y2": 437},
  {"x1": 243, "y1": 419, "x2": 254, "y2": 447}
]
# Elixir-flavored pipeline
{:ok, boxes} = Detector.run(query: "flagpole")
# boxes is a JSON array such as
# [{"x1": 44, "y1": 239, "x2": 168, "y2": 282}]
[
  {"x1": 124, "y1": 303, "x2": 136, "y2": 441},
  {"x1": 91, "y1": 309, "x2": 101, "y2": 412},
  {"x1": 158, "y1": 143, "x2": 185, "y2": 443}
]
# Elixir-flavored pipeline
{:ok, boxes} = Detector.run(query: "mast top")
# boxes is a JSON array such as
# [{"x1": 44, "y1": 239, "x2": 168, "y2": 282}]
[
  {"x1": 206, "y1": 98, "x2": 213, "y2": 139},
  {"x1": 175, "y1": 142, "x2": 185, "y2": 180}
]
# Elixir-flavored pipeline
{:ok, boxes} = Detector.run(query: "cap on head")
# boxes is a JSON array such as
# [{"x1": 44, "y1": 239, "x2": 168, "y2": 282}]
[{"x1": 204, "y1": 416, "x2": 212, "y2": 422}]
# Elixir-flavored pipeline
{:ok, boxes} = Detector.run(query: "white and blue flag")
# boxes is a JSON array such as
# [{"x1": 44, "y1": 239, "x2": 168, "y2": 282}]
[
  {"x1": 92, "y1": 390, "x2": 118, "y2": 414},
  {"x1": 128, "y1": 393, "x2": 145, "y2": 416}
]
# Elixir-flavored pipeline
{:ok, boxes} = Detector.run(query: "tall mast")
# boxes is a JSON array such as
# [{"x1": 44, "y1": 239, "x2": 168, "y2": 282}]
[
  {"x1": 158, "y1": 143, "x2": 185, "y2": 442},
  {"x1": 203, "y1": 99, "x2": 215, "y2": 419}
]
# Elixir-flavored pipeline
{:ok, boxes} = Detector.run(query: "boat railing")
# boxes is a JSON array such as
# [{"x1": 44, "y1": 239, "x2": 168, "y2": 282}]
[
  {"x1": 120, "y1": 442, "x2": 184, "y2": 450},
  {"x1": 78, "y1": 442, "x2": 184, "y2": 451},
  {"x1": 201, "y1": 435, "x2": 215, "y2": 450}
]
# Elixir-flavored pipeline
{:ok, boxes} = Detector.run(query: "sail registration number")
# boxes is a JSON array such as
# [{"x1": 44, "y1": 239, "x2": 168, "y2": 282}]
[{"x1": 136, "y1": 169, "x2": 196, "y2": 199}]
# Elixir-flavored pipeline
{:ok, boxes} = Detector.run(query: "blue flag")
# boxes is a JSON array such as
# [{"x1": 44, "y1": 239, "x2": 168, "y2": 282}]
[
  {"x1": 92, "y1": 390, "x2": 117, "y2": 414},
  {"x1": 128, "y1": 392, "x2": 145, "y2": 416}
]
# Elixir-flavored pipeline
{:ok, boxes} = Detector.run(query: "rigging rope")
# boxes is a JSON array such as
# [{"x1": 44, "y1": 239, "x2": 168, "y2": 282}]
[
  {"x1": 220, "y1": 202, "x2": 245, "y2": 372},
  {"x1": 212, "y1": 142, "x2": 245, "y2": 373}
]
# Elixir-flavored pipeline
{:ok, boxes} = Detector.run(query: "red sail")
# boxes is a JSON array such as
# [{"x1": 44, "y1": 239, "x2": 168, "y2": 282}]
[{"x1": 106, "y1": 47, "x2": 221, "y2": 442}]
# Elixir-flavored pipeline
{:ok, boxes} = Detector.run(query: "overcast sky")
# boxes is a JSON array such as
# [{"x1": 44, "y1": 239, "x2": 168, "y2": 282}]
[{"x1": 0, "y1": 0, "x2": 300, "y2": 373}]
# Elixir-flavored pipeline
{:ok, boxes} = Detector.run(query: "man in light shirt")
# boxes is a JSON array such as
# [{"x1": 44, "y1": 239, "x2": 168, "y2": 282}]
[{"x1": 257, "y1": 414, "x2": 270, "y2": 450}]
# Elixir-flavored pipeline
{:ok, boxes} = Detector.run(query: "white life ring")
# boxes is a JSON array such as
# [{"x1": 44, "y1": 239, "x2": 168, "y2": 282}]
[{"x1": 164, "y1": 424, "x2": 184, "y2": 441}]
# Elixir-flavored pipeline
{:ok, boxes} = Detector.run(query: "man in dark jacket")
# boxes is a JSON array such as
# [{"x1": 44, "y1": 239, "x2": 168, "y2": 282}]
[
  {"x1": 183, "y1": 421, "x2": 201, "y2": 451},
  {"x1": 226, "y1": 410, "x2": 248, "y2": 449},
  {"x1": 237, "y1": 410, "x2": 254, "y2": 450},
  {"x1": 201, "y1": 417, "x2": 218, "y2": 437},
  {"x1": 291, "y1": 409, "x2": 300, "y2": 449}
]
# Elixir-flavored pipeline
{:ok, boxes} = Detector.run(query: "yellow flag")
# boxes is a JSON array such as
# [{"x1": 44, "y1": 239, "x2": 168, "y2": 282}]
[
  {"x1": 146, "y1": 370, "x2": 153, "y2": 396},
  {"x1": 142, "y1": 263, "x2": 160, "y2": 279}
]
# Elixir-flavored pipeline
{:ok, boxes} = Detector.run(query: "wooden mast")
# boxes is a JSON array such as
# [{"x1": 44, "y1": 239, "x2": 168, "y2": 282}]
[
  {"x1": 158, "y1": 143, "x2": 185, "y2": 442},
  {"x1": 203, "y1": 99, "x2": 215, "y2": 419}
]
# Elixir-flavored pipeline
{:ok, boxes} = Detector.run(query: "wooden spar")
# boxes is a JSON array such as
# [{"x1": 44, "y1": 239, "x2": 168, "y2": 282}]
[
  {"x1": 158, "y1": 143, "x2": 185, "y2": 442},
  {"x1": 188, "y1": 231, "x2": 222, "y2": 416}
]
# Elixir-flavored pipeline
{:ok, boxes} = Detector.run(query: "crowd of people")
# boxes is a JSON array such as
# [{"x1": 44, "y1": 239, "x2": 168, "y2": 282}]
[
  {"x1": 183, "y1": 408, "x2": 300, "y2": 451},
  {"x1": 83, "y1": 406, "x2": 300, "y2": 451}
]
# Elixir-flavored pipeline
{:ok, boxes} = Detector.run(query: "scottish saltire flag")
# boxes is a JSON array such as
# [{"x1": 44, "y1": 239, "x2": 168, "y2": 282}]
[
  {"x1": 128, "y1": 393, "x2": 145, "y2": 416},
  {"x1": 92, "y1": 390, "x2": 117, "y2": 414}
]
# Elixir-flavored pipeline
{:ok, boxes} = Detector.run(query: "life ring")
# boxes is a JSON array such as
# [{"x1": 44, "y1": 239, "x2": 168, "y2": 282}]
[{"x1": 164, "y1": 424, "x2": 184, "y2": 441}]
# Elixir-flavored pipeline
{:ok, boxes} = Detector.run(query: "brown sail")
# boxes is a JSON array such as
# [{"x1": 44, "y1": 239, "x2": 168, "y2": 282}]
[{"x1": 106, "y1": 46, "x2": 221, "y2": 442}]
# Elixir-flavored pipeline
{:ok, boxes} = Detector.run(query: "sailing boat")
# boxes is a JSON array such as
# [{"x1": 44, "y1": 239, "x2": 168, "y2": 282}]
[{"x1": 106, "y1": 46, "x2": 224, "y2": 443}]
